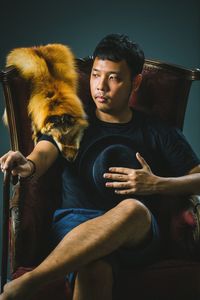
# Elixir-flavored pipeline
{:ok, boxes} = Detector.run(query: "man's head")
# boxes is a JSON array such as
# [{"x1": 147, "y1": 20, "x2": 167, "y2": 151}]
[
  {"x1": 93, "y1": 33, "x2": 144, "y2": 79},
  {"x1": 90, "y1": 34, "x2": 144, "y2": 121}
]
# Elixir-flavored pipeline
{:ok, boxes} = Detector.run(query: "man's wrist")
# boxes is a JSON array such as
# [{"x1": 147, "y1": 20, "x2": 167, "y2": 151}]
[
  {"x1": 155, "y1": 176, "x2": 184, "y2": 195},
  {"x1": 25, "y1": 159, "x2": 36, "y2": 179},
  {"x1": 154, "y1": 176, "x2": 171, "y2": 194}
]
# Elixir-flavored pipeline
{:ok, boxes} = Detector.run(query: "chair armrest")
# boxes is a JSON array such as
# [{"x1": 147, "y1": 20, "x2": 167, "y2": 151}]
[
  {"x1": 170, "y1": 194, "x2": 200, "y2": 259},
  {"x1": 188, "y1": 195, "x2": 200, "y2": 246}
]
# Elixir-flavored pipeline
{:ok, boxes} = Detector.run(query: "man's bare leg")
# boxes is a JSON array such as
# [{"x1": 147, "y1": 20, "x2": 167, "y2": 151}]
[
  {"x1": 73, "y1": 260, "x2": 113, "y2": 300},
  {"x1": 0, "y1": 199, "x2": 152, "y2": 300}
]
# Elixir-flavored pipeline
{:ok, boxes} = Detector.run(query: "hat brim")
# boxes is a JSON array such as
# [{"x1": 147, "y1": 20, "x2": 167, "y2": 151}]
[{"x1": 78, "y1": 135, "x2": 140, "y2": 201}]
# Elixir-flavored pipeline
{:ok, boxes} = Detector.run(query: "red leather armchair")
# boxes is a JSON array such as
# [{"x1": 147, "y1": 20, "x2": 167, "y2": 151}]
[{"x1": 1, "y1": 56, "x2": 200, "y2": 299}]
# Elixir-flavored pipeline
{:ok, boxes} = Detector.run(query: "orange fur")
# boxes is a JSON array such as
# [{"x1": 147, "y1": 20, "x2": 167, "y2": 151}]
[{"x1": 6, "y1": 44, "x2": 88, "y2": 161}]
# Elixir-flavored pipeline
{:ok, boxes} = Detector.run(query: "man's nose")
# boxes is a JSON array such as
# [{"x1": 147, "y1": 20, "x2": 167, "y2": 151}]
[{"x1": 97, "y1": 77, "x2": 108, "y2": 91}]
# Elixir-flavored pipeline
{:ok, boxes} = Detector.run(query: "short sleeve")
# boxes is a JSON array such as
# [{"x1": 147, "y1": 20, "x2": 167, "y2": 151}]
[
  {"x1": 37, "y1": 134, "x2": 60, "y2": 153},
  {"x1": 158, "y1": 127, "x2": 200, "y2": 176}
]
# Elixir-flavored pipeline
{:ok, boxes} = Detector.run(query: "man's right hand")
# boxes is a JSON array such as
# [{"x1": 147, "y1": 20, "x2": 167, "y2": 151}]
[{"x1": 0, "y1": 151, "x2": 34, "y2": 178}]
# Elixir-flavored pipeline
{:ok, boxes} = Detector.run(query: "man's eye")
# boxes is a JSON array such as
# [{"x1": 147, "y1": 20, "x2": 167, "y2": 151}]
[
  {"x1": 92, "y1": 73, "x2": 99, "y2": 77},
  {"x1": 109, "y1": 75, "x2": 120, "y2": 81}
]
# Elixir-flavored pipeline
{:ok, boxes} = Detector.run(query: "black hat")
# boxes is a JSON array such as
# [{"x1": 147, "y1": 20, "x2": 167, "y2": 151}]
[{"x1": 78, "y1": 135, "x2": 141, "y2": 202}]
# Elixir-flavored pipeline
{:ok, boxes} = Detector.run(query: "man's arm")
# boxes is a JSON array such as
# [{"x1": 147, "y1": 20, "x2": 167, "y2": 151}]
[
  {"x1": 0, "y1": 140, "x2": 59, "y2": 179},
  {"x1": 156, "y1": 164, "x2": 200, "y2": 195},
  {"x1": 103, "y1": 152, "x2": 200, "y2": 196}
]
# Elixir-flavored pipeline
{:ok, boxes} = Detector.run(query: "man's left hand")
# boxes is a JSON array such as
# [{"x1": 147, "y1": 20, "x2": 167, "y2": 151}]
[{"x1": 103, "y1": 152, "x2": 160, "y2": 195}]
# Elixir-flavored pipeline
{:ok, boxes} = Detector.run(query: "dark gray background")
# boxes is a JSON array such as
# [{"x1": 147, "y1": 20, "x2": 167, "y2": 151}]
[{"x1": 0, "y1": 0, "x2": 200, "y2": 261}]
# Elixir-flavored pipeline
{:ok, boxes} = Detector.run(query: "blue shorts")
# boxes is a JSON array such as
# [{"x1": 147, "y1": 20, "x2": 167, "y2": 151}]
[{"x1": 51, "y1": 207, "x2": 160, "y2": 288}]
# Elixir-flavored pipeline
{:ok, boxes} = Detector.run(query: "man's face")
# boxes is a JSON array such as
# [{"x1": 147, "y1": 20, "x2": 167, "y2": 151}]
[{"x1": 90, "y1": 58, "x2": 134, "y2": 115}]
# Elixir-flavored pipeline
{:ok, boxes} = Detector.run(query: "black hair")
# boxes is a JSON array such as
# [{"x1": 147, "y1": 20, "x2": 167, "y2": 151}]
[{"x1": 93, "y1": 34, "x2": 145, "y2": 78}]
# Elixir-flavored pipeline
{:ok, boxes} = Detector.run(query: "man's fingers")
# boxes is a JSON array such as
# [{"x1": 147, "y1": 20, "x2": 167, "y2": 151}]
[
  {"x1": 114, "y1": 188, "x2": 133, "y2": 195},
  {"x1": 103, "y1": 173, "x2": 128, "y2": 181},
  {"x1": 136, "y1": 152, "x2": 147, "y2": 166},
  {"x1": 136, "y1": 152, "x2": 151, "y2": 172},
  {"x1": 0, "y1": 151, "x2": 25, "y2": 172},
  {"x1": 108, "y1": 167, "x2": 132, "y2": 174},
  {"x1": 105, "y1": 181, "x2": 131, "y2": 188},
  {"x1": 1, "y1": 156, "x2": 15, "y2": 171}
]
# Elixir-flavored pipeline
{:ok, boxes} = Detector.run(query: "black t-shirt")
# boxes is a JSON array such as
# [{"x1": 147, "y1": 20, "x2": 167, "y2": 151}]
[{"x1": 39, "y1": 109, "x2": 200, "y2": 211}]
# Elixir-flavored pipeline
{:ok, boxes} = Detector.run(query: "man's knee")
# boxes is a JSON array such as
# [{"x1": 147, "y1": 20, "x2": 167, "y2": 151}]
[
  {"x1": 116, "y1": 199, "x2": 152, "y2": 247},
  {"x1": 117, "y1": 198, "x2": 151, "y2": 224},
  {"x1": 76, "y1": 260, "x2": 113, "y2": 286}
]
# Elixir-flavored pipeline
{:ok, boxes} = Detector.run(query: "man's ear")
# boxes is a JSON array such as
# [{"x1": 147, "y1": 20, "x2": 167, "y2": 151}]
[{"x1": 132, "y1": 74, "x2": 142, "y2": 92}]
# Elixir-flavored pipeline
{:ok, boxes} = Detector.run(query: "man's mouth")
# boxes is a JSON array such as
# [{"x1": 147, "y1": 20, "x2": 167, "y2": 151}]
[{"x1": 95, "y1": 95, "x2": 108, "y2": 103}]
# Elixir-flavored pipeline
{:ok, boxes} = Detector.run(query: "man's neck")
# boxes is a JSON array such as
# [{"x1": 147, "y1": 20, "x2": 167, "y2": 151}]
[{"x1": 95, "y1": 108, "x2": 133, "y2": 124}]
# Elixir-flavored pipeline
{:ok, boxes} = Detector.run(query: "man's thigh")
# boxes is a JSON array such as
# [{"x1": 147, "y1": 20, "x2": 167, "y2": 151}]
[{"x1": 51, "y1": 207, "x2": 160, "y2": 287}]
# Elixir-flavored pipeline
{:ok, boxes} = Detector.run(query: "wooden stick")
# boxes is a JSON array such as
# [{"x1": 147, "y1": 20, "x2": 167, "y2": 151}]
[{"x1": 1, "y1": 170, "x2": 10, "y2": 293}]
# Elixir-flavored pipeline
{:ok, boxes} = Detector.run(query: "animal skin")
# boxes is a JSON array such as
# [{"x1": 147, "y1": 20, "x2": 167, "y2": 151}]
[{"x1": 5, "y1": 43, "x2": 88, "y2": 161}]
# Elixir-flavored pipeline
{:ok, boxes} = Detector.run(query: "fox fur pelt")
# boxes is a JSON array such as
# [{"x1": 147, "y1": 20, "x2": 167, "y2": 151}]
[{"x1": 5, "y1": 43, "x2": 88, "y2": 161}]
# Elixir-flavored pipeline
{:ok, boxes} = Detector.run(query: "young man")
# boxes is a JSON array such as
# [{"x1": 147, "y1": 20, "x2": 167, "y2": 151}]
[{"x1": 0, "y1": 34, "x2": 200, "y2": 300}]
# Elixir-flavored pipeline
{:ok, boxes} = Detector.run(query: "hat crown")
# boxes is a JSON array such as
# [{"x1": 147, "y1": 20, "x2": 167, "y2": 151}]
[
  {"x1": 93, "y1": 144, "x2": 139, "y2": 171},
  {"x1": 78, "y1": 135, "x2": 141, "y2": 207},
  {"x1": 92, "y1": 144, "x2": 140, "y2": 200}
]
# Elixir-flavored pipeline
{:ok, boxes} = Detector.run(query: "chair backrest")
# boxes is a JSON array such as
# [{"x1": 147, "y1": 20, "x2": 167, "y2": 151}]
[{"x1": 1, "y1": 57, "x2": 200, "y2": 271}]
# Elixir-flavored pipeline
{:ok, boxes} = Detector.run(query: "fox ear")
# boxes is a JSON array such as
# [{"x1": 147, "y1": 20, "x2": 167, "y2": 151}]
[{"x1": 132, "y1": 74, "x2": 142, "y2": 92}]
